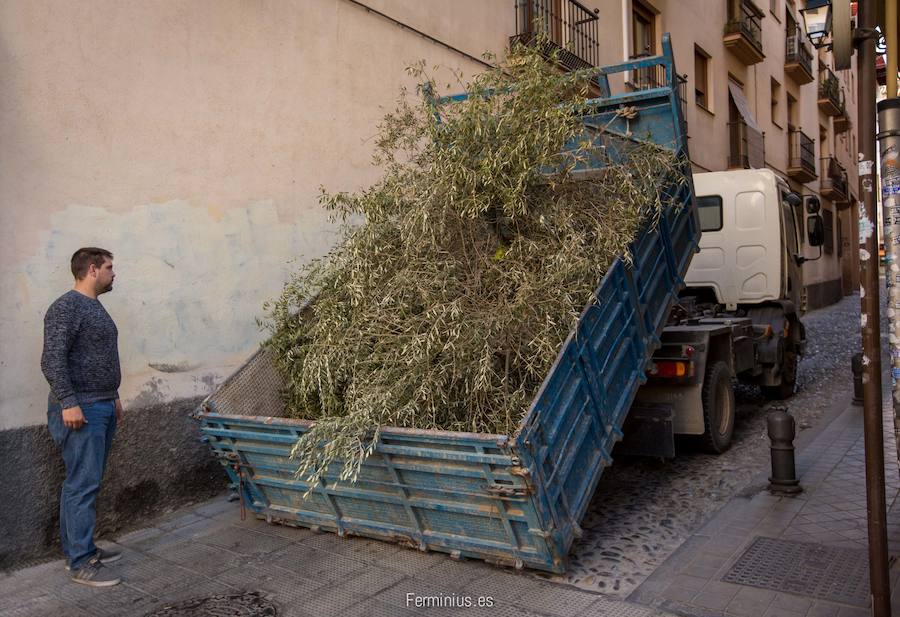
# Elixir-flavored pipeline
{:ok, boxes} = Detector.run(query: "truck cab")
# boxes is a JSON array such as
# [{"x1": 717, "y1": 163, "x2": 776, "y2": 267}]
[
  {"x1": 629, "y1": 169, "x2": 824, "y2": 455},
  {"x1": 688, "y1": 168, "x2": 805, "y2": 314}
]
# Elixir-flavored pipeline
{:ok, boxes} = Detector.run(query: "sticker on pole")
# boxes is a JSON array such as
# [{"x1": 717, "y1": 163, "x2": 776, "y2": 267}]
[
  {"x1": 859, "y1": 160, "x2": 874, "y2": 176},
  {"x1": 859, "y1": 216, "x2": 875, "y2": 243}
]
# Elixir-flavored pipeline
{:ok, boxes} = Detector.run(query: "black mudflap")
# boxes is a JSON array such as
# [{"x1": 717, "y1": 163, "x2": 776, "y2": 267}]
[{"x1": 615, "y1": 403, "x2": 675, "y2": 459}]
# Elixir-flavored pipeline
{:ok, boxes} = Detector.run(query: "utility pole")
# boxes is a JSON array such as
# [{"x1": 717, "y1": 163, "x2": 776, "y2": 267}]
[{"x1": 856, "y1": 1, "x2": 891, "y2": 614}]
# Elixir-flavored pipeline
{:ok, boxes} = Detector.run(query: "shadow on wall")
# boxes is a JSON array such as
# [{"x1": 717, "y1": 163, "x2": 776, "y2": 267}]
[{"x1": 0, "y1": 396, "x2": 227, "y2": 571}]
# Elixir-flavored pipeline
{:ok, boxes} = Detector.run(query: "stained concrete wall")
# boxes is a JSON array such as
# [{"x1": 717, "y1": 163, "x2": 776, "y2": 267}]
[
  {"x1": 0, "y1": 398, "x2": 225, "y2": 570},
  {"x1": 0, "y1": 0, "x2": 510, "y2": 567}
]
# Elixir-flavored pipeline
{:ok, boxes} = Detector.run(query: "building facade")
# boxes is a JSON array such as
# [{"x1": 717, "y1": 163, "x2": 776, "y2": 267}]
[{"x1": 0, "y1": 0, "x2": 860, "y2": 565}]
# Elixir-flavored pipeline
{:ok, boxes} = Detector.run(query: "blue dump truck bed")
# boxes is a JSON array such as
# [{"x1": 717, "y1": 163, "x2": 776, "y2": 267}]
[{"x1": 196, "y1": 34, "x2": 699, "y2": 573}]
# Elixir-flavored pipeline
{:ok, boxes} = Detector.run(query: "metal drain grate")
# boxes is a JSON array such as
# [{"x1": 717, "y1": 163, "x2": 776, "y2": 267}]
[
  {"x1": 722, "y1": 536, "x2": 870, "y2": 606},
  {"x1": 144, "y1": 591, "x2": 277, "y2": 617}
]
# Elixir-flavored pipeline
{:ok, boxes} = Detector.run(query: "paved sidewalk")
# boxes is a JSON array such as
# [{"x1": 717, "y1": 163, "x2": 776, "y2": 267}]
[
  {"x1": 629, "y1": 393, "x2": 900, "y2": 617},
  {"x1": 0, "y1": 499, "x2": 677, "y2": 616}
]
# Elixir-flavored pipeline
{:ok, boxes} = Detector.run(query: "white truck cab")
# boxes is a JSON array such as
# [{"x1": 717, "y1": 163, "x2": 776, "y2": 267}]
[{"x1": 687, "y1": 168, "x2": 804, "y2": 312}]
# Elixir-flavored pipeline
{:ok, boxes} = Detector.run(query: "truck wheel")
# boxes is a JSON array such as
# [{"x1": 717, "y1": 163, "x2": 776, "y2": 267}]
[
  {"x1": 700, "y1": 361, "x2": 735, "y2": 454},
  {"x1": 761, "y1": 345, "x2": 798, "y2": 400}
]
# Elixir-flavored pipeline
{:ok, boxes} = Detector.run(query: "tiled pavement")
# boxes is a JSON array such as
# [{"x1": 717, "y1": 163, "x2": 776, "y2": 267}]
[
  {"x1": 0, "y1": 495, "x2": 677, "y2": 617},
  {"x1": 3, "y1": 394, "x2": 900, "y2": 616},
  {"x1": 629, "y1": 393, "x2": 900, "y2": 617}
]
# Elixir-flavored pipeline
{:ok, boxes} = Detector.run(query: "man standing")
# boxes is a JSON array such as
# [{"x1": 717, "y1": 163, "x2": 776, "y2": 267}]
[{"x1": 41, "y1": 247, "x2": 124, "y2": 587}]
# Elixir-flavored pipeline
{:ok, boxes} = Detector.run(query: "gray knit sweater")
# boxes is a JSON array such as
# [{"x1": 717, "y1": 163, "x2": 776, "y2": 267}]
[{"x1": 41, "y1": 290, "x2": 121, "y2": 409}]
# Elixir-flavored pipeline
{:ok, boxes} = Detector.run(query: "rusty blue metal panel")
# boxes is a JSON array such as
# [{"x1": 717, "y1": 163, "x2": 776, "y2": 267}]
[
  {"x1": 199, "y1": 407, "x2": 558, "y2": 569},
  {"x1": 196, "y1": 33, "x2": 699, "y2": 574}
]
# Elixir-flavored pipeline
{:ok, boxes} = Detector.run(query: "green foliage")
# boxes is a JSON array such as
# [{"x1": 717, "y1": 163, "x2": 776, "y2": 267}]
[{"x1": 262, "y1": 42, "x2": 685, "y2": 492}]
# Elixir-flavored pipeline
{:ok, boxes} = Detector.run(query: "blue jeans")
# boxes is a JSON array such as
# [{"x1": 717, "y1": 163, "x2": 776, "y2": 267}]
[{"x1": 47, "y1": 399, "x2": 117, "y2": 570}]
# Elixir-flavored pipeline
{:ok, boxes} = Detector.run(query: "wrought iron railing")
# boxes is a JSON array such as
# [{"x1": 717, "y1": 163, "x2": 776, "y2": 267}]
[
  {"x1": 512, "y1": 0, "x2": 600, "y2": 71},
  {"x1": 728, "y1": 119, "x2": 764, "y2": 168},
  {"x1": 628, "y1": 54, "x2": 665, "y2": 90},
  {"x1": 789, "y1": 129, "x2": 816, "y2": 176},
  {"x1": 818, "y1": 66, "x2": 845, "y2": 112},
  {"x1": 625, "y1": 57, "x2": 688, "y2": 133},
  {"x1": 820, "y1": 156, "x2": 848, "y2": 199},
  {"x1": 724, "y1": 0, "x2": 763, "y2": 55},
  {"x1": 785, "y1": 29, "x2": 813, "y2": 76}
]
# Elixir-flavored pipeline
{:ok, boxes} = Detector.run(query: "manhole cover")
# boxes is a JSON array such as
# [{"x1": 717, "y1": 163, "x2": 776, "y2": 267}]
[
  {"x1": 722, "y1": 536, "x2": 870, "y2": 606},
  {"x1": 144, "y1": 591, "x2": 278, "y2": 617}
]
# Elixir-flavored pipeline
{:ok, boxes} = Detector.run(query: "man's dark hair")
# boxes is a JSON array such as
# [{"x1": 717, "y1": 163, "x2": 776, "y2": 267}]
[{"x1": 71, "y1": 247, "x2": 113, "y2": 280}]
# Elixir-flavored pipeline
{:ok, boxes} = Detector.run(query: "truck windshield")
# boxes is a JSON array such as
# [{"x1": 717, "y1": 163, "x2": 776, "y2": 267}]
[{"x1": 781, "y1": 195, "x2": 799, "y2": 254}]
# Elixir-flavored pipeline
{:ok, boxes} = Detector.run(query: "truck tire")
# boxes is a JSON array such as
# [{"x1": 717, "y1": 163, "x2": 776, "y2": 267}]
[
  {"x1": 700, "y1": 361, "x2": 735, "y2": 454},
  {"x1": 761, "y1": 344, "x2": 798, "y2": 400}
]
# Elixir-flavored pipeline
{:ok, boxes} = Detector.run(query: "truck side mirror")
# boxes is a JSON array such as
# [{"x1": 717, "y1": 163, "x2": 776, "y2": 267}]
[
  {"x1": 807, "y1": 214, "x2": 825, "y2": 247},
  {"x1": 785, "y1": 192, "x2": 802, "y2": 208}
]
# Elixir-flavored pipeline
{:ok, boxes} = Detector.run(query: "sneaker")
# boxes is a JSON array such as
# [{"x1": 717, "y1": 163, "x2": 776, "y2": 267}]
[
  {"x1": 70, "y1": 557, "x2": 121, "y2": 587},
  {"x1": 94, "y1": 547, "x2": 122, "y2": 564},
  {"x1": 65, "y1": 547, "x2": 122, "y2": 571}
]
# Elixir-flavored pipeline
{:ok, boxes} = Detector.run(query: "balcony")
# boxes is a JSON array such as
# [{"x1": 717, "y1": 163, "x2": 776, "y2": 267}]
[
  {"x1": 820, "y1": 156, "x2": 849, "y2": 204},
  {"x1": 834, "y1": 111, "x2": 851, "y2": 133},
  {"x1": 512, "y1": 0, "x2": 600, "y2": 72},
  {"x1": 787, "y1": 129, "x2": 817, "y2": 183},
  {"x1": 785, "y1": 30, "x2": 814, "y2": 85},
  {"x1": 818, "y1": 66, "x2": 845, "y2": 116},
  {"x1": 728, "y1": 119, "x2": 765, "y2": 169},
  {"x1": 723, "y1": 0, "x2": 765, "y2": 65}
]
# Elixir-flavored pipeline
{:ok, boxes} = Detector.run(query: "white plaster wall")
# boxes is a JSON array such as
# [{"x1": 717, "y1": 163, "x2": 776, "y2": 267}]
[{"x1": 0, "y1": 0, "x2": 507, "y2": 429}]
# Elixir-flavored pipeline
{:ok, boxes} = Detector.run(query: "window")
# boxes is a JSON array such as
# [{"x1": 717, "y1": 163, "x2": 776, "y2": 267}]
[
  {"x1": 823, "y1": 208, "x2": 834, "y2": 254},
  {"x1": 780, "y1": 192, "x2": 800, "y2": 250},
  {"x1": 786, "y1": 92, "x2": 798, "y2": 129},
  {"x1": 694, "y1": 46, "x2": 710, "y2": 109},
  {"x1": 771, "y1": 78, "x2": 781, "y2": 128},
  {"x1": 632, "y1": 1, "x2": 656, "y2": 57},
  {"x1": 770, "y1": 0, "x2": 780, "y2": 20},
  {"x1": 819, "y1": 124, "x2": 828, "y2": 157},
  {"x1": 697, "y1": 195, "x2": 723, "y2": 231}
]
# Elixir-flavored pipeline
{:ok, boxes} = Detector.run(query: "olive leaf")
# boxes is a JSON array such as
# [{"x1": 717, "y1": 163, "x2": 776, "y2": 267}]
[{"x1": 261, "y1": 39, "x2": 686, "y2": 492}]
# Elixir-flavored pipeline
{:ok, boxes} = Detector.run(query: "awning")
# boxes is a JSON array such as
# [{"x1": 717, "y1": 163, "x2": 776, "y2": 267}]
[{"x1": 729, "y1": 83, "x2": 765, "y2": 169}]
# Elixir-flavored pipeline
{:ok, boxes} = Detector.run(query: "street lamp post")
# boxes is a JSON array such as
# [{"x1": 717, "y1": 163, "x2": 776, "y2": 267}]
[{"x1": 801, "y1": 2, "x2": 891, "y2": 615}]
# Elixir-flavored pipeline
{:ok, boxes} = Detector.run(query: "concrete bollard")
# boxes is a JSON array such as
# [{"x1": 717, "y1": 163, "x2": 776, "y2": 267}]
[
  {"x1": 851, "y1": 352, "x2": 864, "y2": 406},
  {"x1": 767, "y1": 406, "x2": 802, "y2": 495}
]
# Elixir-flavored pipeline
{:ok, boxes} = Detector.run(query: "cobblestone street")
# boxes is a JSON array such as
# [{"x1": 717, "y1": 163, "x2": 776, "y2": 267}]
[{"x1": 556, "y1": 293, "x2": 872, "y2": 597}]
